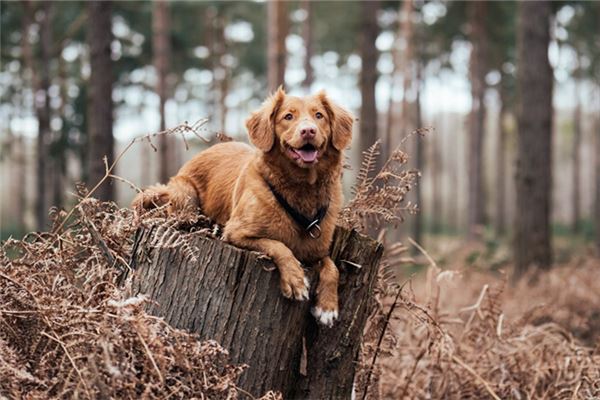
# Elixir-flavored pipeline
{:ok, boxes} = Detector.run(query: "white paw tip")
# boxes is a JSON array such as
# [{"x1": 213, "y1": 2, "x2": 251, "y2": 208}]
[
  {"x1": 312, "y1": 307, "x2": 338, "y2": 327},
  {"x1": 301, "y1": 288, "x2": 309, "y2": 300},
  {"x1": 303, "y1": 277, "x2": 310, "y2": 289}
]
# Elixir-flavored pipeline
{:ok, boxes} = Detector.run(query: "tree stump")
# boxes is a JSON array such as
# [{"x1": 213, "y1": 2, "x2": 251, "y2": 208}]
[{"x1": 131, "y1": 224, "x2": 383, "y2": 398}]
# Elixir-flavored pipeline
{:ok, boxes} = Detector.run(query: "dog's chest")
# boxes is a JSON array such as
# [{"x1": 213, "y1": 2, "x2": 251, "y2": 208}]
[{"x1": 266, "y1": 202, "x2": 338, "y2": 265}]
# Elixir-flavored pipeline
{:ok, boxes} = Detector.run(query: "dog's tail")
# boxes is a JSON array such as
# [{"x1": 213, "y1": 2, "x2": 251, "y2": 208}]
[{"x1": 131, "y1": 176, "x2": 200, "y2": 214}]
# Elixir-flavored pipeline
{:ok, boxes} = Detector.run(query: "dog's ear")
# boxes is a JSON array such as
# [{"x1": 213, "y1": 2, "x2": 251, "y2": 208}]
[
  {"x1": 246, "y1": 86, "x2": 286, "y2": 152},
  {"x1": 318, "y1": 91, "x2": 354, "y2": 151}
]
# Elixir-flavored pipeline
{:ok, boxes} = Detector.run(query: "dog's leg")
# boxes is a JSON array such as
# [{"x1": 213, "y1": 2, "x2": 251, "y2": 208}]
[
  {"x1": 226, "y1": 234, "x2": 309, "y2": 301},
  {"x1": 311, "y1": 256, "x2": 339, "y2": 327}
]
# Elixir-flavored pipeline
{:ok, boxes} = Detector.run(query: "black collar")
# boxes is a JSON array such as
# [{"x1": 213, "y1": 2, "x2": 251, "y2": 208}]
[{"x1": 264, "y1": 179, "x2": 328, "y2": 239}]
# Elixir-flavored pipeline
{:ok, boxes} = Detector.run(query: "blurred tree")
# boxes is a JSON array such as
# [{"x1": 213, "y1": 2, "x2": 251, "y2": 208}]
[
  {"x1": 413, "y1": 59, "x2": 424, "y2": 247},
  {"x1": 25, "y1": 0, "x2": 53, "y2": 230},
  {"x1": 487, "y1": 2, "x2": 517, "y2": 237},
  {"x1": 301, "y1": 0, "x2": 313, "y2": 90},
  {"x1": 429, "y1": 1, "x2": 518, "y2": 237},
  {"x1": 399, "y1": 0, "x2": 415, "y2": 144},
  {"x1": 562, "y1": 2, "x2": 600, "y2": 235},
  {"x1": 429, "y1": 115, "x2": 443, "y2": 234},
  {"x1": 495, "y1": 94, "x2": 509, "y2": 236},
  {"x1": 358, "y1": 0, "x2": 380, "y2": 167},
  {"x1": 514, "y1": 0, "x2": 553, "y2": 275},
  {"x1": 208, "y1": 6, "x2": 229, "y2": 133},
  {"x1": 466, "y1": 1, "x2": 488, "y2": 239},
  {"x1": 596, "y1": 114, "x2": 600, "y2": 256},
  {"x1": 571, "y1": 60, "x2": 582, "y2": 234},
  {"x1": 87, "y1": 0, "x2": 114, "y2": 201},
  {"x1": 153, "y1": 0, "x2": 172, "y2": 183},
  {"x1": 267, "y1": 0, "x2": 288, "y2": 91}
]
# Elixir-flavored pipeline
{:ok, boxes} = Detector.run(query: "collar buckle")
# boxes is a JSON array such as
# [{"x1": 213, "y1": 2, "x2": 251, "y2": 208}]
[{"x1": 307, "y1": 219, "x2": 322, "y2": 239}]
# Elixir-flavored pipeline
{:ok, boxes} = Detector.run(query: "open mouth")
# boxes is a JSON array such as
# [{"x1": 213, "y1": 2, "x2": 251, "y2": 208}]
[{"x1": 289, "y1": 143, "x2": 319, "y2": 163}]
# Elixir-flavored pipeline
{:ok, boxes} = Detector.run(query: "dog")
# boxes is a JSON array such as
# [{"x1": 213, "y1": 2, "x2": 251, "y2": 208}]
[{"x1": 132, "y1": 88, "x2": 354, "y2": 326}]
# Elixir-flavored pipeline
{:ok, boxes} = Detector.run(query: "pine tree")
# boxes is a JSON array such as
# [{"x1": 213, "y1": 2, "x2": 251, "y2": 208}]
[{"x1": 514, "y1": 0, "x2": 553, "y2": 275}]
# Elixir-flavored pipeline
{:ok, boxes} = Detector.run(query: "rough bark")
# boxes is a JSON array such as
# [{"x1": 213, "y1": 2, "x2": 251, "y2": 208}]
[
  {"x1": 467, "y1": 1, "x2": 488, "y2": 239},
  {"x1": 359, "y1": 0, "x2": 380, "y2": 163},
  {"x1": 301, "y1": 0, "x2": 313, "y2": 90},
  {"x1": 153, "y1": 0, "x2": 172, "y2": 182},
  {"x1": 514, "y1": 0, "x2": 553, "y2": 275},
  {"x1": 267, "y1": 0, "x2": 288, "y2": 92},
  {"x1": 131, "y1": 226, "x2": 383, "y2": 398},
  {"x1": 87, "y1": 0, "x2": 114, "y2": 201}
]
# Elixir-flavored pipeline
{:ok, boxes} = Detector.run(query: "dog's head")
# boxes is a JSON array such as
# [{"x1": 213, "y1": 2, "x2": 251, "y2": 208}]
[{"x1": 246, "y1": 87, "x2": 354, "y2": 168}]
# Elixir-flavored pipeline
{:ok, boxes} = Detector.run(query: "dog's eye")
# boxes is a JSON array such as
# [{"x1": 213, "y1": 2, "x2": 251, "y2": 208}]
[
  {"x1": 284, "y1": 113, "x2": 294, "y2": 121},
  {"x1": 315, "y1": 112, "x2": 324, "y2": 119}
]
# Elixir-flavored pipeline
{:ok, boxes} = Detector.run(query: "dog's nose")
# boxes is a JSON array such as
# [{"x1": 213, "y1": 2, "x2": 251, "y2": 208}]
[{"x1": 300, "y1": 125, "x2": 316, "y2": 140}]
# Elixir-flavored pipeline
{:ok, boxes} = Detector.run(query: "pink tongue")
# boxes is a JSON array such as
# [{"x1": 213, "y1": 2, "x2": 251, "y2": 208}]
[{"x1": 296, "y1": 149, "x2": 318, "y2": 162}]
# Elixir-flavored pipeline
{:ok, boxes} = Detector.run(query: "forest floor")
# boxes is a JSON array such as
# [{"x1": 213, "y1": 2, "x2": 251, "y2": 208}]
[
  {"x1": 2, "y1": 195, "x2": 598, "y2": 398},
  {"x1": 369, "y1": 237, "x2": 600, "y2": 399}
]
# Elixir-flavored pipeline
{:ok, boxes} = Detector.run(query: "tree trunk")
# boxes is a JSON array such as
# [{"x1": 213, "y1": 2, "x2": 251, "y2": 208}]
[
  {"x1": 153, "y1": 0, "x2": 172, "y2": 183},
  {"x1": 359, "y1": 0, "x2": 380, "y2": 163},
  {"x1": 594, "y1": 92, "x2": 600, "y2": 257},
  {"x1": 131, "y1": 226, "x2": 383, "y2": 398},
  {"x1": 495, "y1": 97, "x2": 507, "y2": 236},
  {"x1": 571, "y1": 74, "x2": 582, "y2": 234},
  {"x1": 213, "y1": 13, "x2": 228, "y2": 133},
  {"x1": 385, "y1": 0, "x2": 414, "y2": 159},
  {"x1": 412, "y1": 62, "x2": 424, "y2": 248},
  {"x1": 514, "y1": 0, "x2": 553, "y2": 275},
  {"x1": 430, "y1": 115, "x2": 442, "y2": 234},
  {"x1": 87, "y1": 0, "x2": 114, "y2": 201},
  {"x1": 301, "y1": 0, "x2": 313, "y2": 91},
  {"x1": 399, "y1": 0, "x2": 414, "y2": 141},
  {"x1": 467, "y1": 1, "x2": 488, "y2": 239},
  {"x1": 31, "y1": 1, "x2": 52, "y2": 230},
  {"x1": 267, "y1": 0, "x2": 288, "y2": 92},
  {"x1": 15, "y1": 135, "x2": 28, "y2": 233}
]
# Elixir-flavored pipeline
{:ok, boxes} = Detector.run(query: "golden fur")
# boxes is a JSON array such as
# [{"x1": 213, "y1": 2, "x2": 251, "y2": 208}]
[{"x1": 132, "y1": 88, "x2": 354, "y2": 326}]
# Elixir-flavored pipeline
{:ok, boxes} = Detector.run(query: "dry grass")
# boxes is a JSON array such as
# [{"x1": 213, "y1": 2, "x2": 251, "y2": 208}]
[
  {"x1": 358, "y1": 252, "x2": 600, "y2": 399},
  {"x1": 0, "y1": 196, "x2": 281, "y2": 399},
  {"x1": 345, "y1": 133, "x2": 600, "y2": 399}
]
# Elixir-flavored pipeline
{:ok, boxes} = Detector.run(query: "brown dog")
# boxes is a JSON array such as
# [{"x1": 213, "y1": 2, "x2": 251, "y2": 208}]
[{"x1": 132, "y1": 88, "x2": 353, "y2": 326}]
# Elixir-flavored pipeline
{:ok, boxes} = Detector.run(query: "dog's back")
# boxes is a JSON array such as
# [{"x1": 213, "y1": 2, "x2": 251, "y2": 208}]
[{"x1": 132, "y1": 142, "x2": 254, "y2": 224}]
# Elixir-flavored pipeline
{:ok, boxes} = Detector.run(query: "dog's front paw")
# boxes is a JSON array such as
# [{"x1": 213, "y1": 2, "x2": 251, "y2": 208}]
[
  {"x1": 280, "y1": 263, "x2": 310, "y2": 301},
  {"x1": 311, "y1": 305, "x2": 338, "y2": 327}
]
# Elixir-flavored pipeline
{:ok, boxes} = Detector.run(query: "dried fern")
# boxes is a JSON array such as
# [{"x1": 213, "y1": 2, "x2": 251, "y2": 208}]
[{"x1": 339, "y1": 134, "x2": 425, "y2": 234}]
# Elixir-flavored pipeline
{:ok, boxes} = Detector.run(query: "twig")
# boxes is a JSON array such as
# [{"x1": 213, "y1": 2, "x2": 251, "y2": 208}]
[
  {"x1": 361, "y1": 276, "x2": 413, "y2": 400},
  {"x1": 408, "y1": 237, "x2": 437, "y2": 268},
  {"x1": 460, "y1": 284, "x2": 489, "y2": 337},
  {"x1": 399, "y1": 348, "x2": 426, "y2": 399},
  {"x1": 41, "y1": 331, "x2": 92, "y2": 398},
  {"x1": 136, "y1": 329, "x2": 164, "y2": 384},
  {"x1": 51, "y1": 120, "x2": 209, "y2": 236},
  {"x1": 452, "y1": 355, "x2": 501, "y2": 400}
]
